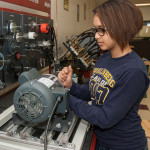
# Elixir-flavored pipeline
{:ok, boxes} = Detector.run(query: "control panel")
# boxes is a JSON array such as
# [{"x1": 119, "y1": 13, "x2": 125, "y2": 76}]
[{"x1": 0, "y1": 10, "x2": 54, "y2": 88}]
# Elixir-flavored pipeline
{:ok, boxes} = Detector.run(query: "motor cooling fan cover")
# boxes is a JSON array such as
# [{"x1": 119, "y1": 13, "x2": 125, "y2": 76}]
[{"x1": 13, "y1": 79, "x2": 56, "y2": 123}]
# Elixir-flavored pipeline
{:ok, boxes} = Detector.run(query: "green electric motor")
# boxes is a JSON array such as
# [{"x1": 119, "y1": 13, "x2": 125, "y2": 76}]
[{"x1": 13, "y1": 68, "x2": 69, "y2": 123}]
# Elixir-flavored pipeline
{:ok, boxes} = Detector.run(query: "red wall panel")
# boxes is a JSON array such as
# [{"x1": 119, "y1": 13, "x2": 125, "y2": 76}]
[{"x1": 2, "y1": 0, "x2": 51, "y2": 13}]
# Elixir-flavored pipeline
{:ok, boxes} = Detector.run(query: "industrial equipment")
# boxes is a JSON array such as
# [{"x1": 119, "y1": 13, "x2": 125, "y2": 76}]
[
  {"x1": 0, "y1": 68, "x2": 90, "y2": 150},
  {"x1": 0, "y1": 1, "x2": 91, "y2": 149},
  {"x1": 0, "y1": 10, "x2": 55, "y2": 88},
  {"x1": 13, "y1": 68, "x2": 70, "y2": 126},
  {"x1": 62, "y1": 29, "x2": 101, "y2": 70}
]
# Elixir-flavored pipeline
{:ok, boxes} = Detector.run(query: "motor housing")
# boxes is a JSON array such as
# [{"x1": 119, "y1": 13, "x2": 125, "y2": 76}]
[{"x1": 13, "y1": 68, "x2": 69, "y2": 123}]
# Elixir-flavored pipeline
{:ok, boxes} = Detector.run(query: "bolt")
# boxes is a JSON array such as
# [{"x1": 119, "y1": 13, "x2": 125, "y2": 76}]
[
  {"x1": 68, "y1": 121, "x2": 71, "y2": 126},
  {"x1": 51, "y1": 87, "x2": 54, "y2": 90},
  {"x1": 56, "y1": 123, "x2": 61, "y2": 129}
]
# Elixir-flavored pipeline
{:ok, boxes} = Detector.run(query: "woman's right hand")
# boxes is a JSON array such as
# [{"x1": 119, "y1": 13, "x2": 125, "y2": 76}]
[{"x1": 58, "y1": 65, "x2": 73, "y2": 88}]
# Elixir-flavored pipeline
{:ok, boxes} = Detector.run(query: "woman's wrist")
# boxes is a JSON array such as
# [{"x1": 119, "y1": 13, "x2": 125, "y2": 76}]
[{"x1": 65, "y1": 81, "x2": 72, "y2": 89}]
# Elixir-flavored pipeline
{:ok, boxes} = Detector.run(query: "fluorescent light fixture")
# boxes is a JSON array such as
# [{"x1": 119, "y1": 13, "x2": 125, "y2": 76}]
[
  {"x1": 147, "y1": 23, "x2": 150, "y2": 27},
  {"x1": 135, "y1": 3, "x2": 150, "y2": 6}
]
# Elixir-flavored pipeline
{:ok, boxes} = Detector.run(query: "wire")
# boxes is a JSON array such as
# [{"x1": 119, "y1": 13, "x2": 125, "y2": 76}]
[
  {"x1": 51, "y1": 27, "x2": 58, "y2": 61},
  {"x1": 44, "y1": 96, "x2": 62, "y2": 150}
]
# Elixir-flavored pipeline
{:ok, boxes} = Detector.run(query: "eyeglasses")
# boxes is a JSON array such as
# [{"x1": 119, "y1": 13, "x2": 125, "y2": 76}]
[{"x1": 91, "y1": 27, "x2": 107, "y2": 36}]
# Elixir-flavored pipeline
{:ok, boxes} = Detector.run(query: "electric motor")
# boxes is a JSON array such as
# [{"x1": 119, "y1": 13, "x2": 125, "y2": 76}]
[{"x1": 13, "y1": 68, "x2": 69, "y2": 123}]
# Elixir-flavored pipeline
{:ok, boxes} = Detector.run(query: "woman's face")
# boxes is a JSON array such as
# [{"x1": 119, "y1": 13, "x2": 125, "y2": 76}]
[{"x1": 93, "y1": 15, "x2": 117, "y2": 51}]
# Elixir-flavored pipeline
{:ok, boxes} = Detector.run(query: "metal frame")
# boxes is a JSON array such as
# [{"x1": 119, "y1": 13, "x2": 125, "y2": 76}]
[{"x1": 0, "y1": 105, "x2": 89, "y2": 150}]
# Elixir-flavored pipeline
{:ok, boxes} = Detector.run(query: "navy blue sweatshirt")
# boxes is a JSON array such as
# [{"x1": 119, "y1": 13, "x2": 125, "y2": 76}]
[{"x1": 69, "y1": 51, "x2": 149, "y2": 150}]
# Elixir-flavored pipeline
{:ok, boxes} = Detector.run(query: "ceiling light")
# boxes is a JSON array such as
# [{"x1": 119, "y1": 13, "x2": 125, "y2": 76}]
[{"x1": 135, "y1": 3, "x2": 150, "y2": 6}]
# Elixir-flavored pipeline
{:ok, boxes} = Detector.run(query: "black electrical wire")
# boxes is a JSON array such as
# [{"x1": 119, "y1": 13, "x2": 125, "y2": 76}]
[
  {"x1": 60, "y1": 28, "x2": 101, "y2": 69},
  {"x1": 84, "y1": 40, "x2": 97, "y2": 50},
  {"x1": 86, "y1": 42, "x2": 99, "y2": 51},
  {"x1": 44, "y1": 96, "x2": 62, "y2": 150},
  {"x1": 77, "y1": 32, "x2": 94, "y2": 43},
  {"x1": 87, "y1": 48, "x2": 100, "y2": 54},
  {"x1": 73, "y1": 31, "x2": 94, "y2": 44},
  {"x1": 51, "y1": 27, "x2": 58, "y2": 61},
  {"x1": 76, "y1": 29, "x2": 93, "y2": 38},
  {"x1": 89, "y1": 51, "x2": 100, "y2": 57},
  {"x1": 85, "y1": 35, "x2": 95, "y2": 46}
]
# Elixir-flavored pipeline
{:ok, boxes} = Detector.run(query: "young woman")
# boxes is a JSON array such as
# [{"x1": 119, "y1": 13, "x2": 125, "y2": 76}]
[{"x1": 58, "y1": 0, "x2": 149, "y2": 149}]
